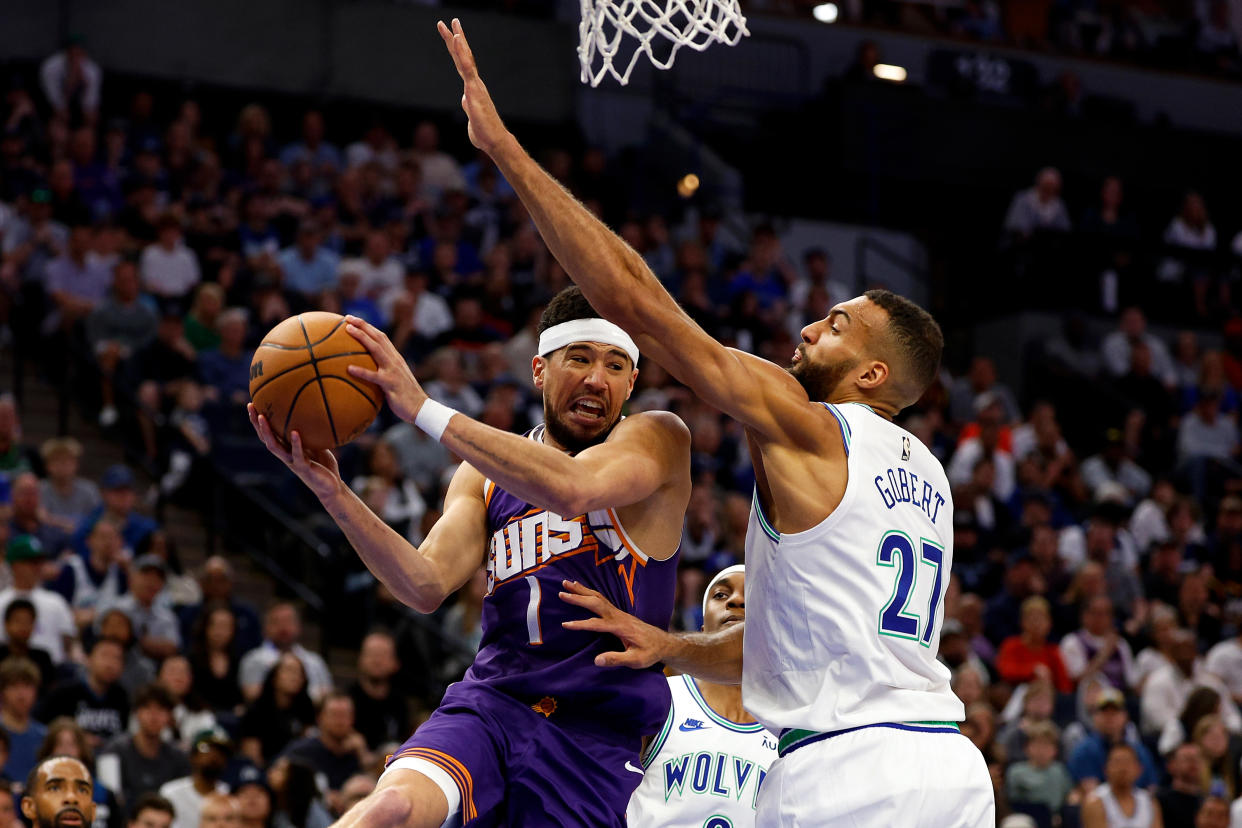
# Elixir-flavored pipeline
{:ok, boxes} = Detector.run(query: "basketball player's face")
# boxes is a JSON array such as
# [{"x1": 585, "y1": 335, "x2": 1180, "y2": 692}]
[
  {"x1": 702, "y1": 573, "x2": 745, "y2": 633},
  {"x1": 534, "y1": 342, "x2": 636, "y2": 453},
  {"x1": 788, "y1": 297, "x2": 874, "y2": 402}
]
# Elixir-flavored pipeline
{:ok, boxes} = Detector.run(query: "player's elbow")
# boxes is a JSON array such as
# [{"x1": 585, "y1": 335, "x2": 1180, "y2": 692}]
[{"x1": 406, "y1": 583, "x2": 450, "y2": 614}]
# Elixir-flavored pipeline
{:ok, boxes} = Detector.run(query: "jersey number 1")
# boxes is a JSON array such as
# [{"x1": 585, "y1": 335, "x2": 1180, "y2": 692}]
[{"x1": 876, "y1": 530, "x2": 944, "y2": 647}]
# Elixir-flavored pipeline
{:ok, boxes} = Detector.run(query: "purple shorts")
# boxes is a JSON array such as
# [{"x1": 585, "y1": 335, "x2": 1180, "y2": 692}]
[{"x1": 386, "y1": 681, "x2": 644, "y2": 826}]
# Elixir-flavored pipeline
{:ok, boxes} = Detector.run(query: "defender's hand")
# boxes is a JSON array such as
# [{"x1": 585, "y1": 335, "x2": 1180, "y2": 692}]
[
  {"x1": 560, "y1": 580, "x2": 670, "y2": 669},
  {"x1": 437, "y1": 18, "x2": 512, "y2": 156},
  {"x1": 248, "y1": 403, "x2": 343, "y2": 501},
  {"x1": 344, "y1": 315, "x2": 428, "y2": 423}
]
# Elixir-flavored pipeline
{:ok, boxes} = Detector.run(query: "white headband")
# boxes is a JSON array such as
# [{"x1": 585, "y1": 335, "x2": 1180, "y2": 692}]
[
  {"x1": 702, "y1": 564, "x2": 746, "y2": 617},
  {"x1": 538, "y1": 319, "x2": 639, "y2": 367}
]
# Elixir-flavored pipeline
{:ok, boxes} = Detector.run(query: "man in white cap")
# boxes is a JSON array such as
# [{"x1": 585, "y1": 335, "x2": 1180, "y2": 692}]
[
  {"x1": 250, "y1": 286, "x2": 691, "y2": 828},
  {"x1": 628, "y1": 565, "x2": 776, "y2": 827}
]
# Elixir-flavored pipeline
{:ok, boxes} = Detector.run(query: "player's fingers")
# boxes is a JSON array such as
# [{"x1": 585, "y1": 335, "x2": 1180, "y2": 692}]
[
  {"x1": 289, "y1": 430, "x2": 310, "y2": 468},
  {"x1": 558, "y1": 591, "x2": 614, "y2": 617},
  {"x1": 439, "y1": 21, "x2": 471, "y2": 79},
  {"x1": 346, "y1": 364, "x2": 383, "y2": 385},
  {"x1": 595, "y1": 650, "x2": 648, "y2": 669},
  {"x1": 451, "y1": 19, "x2": 479, "y2": 79},
  {"x1": 561, "y1": 618, "x2": 616, "y2": 634},
  {"x1": 561, "y1": 579, "x2": 604, "y2": 599}
]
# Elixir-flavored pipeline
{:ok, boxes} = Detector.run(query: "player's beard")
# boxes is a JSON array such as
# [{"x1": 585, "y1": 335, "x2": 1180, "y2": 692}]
[
  {"x1": 543, "y1": 406, "x2": 622, "y2": 454},
  {"x1": 788, "y1": 347, "x2": 858, "y2": 403}
]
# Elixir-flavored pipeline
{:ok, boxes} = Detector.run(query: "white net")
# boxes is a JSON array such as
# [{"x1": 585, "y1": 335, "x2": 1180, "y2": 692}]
[{"x1": 578, "y1": 0, "x2": 749, "y2": 87}]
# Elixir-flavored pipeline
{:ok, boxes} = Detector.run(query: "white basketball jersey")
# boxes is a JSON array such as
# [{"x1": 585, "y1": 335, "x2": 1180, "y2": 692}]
[
  {"x1": 1094, "y1": 787, "x2": 1155, "y2": 828},
  {"x1": 627, "y1": 675, "x2": 777, "y2": 827},
  {"x1": 743, "y1": 402, "x2": 964, "y2": 736}
]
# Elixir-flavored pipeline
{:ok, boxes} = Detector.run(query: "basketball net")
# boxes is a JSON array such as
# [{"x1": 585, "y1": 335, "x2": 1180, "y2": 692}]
[{"x1": 578, "y1": 0, "x2": 749, "y2": 87}]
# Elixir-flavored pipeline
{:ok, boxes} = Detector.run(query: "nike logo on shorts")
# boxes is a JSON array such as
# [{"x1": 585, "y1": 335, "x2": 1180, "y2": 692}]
[{"x1": 624, "y1": 761, "x2": 644, "y2": 775}]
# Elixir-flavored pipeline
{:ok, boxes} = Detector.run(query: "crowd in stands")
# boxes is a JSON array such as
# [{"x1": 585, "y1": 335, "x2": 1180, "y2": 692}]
[
  {"x1": 0, "y1": 30, "x2": 1240, "y2": 828},
  {"x1": 769, "y1": 0, "x2": 1242, "y2": 80}
]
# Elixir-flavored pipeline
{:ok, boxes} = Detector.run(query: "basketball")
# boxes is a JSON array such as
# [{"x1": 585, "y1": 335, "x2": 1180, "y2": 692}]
[{"x1": 249, "y1": 312, "x2": 383, "y2": 451}]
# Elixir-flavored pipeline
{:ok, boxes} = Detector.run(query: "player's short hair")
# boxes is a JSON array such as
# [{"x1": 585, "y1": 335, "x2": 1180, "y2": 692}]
[
  {"x1": 25, "y1": 755, "x2": 91, "y2": 799},
  {"x1": 537, "y1": 287, "x2": 603, "y2": 336},
  {"x1": 130, "y1": 792, "x2": 175, "y2": 820},
  {"x1": 864, "y1": 289, "x2": 943, "y2": 403},
  {"x1": 0, "y1": 656, "x2": 40, "y2": 691}
]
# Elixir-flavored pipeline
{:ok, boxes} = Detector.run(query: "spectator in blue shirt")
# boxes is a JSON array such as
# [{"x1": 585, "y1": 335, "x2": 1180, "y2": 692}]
[
  {"x1": 198, "y1": 308, "x2": 253, "y2": 406},
  {"x1": 278, "y1": 222, "x2": 339, "y2": 301},
  {"x1": 72, "y1": 465, "x2": 157, "y2": 559},
  {"x1": 1068, "y1": 688, "x2": 1161, "y2": 795}
]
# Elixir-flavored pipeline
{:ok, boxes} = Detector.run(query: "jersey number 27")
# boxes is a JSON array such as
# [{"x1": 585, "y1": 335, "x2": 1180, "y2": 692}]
[{"x1": 875, "y1": 530, "x2": 945, "y2": 647}]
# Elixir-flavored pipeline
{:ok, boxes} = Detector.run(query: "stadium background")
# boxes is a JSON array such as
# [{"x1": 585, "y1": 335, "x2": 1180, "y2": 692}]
[{"x1": 0, "y1": 0, "x2": 1241, "y2": 825}]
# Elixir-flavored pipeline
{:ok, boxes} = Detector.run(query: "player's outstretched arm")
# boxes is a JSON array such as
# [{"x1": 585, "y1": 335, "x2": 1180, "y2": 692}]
[
  {"x1": 248, "y1": 403, "x2": 485, "y2": 613},
  {"x1": 345, "y1": 316, "x2": 690, "y2": 537},
  {"x1": 437, "y1": 19, "x2": 819, "y2": 445},
  {"x1": 560, "y1": 581, "x2": 744, "y2": 684}
]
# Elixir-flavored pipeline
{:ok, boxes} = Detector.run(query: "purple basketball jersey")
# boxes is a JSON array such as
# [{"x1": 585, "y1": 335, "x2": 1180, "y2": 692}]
[{"x1": 462, "y1": 424, "x2": 678, "y2": 741}]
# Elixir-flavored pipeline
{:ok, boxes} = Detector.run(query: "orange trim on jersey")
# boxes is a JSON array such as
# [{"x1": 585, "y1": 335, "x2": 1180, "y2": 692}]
[
  {"x1": 390, "y1": 747, "x2": 478, "y2": 822},
  {"x1": 491, "y1": 536, "x2": 601, "y2": 590},
  {"x1": 483, "y1": 479, "x2": 495, "y2": 508},
  {"x1": 606, "y1": 508, "x2": 649, "y2": 563}
]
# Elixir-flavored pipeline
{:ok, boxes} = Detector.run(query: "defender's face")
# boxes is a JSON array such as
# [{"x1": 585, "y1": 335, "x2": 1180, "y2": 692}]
[
  {"x1": 703, "y1": 573, "x2": 745, "y2": 633},
  {"x1": 789, "y1": 297, "x2": 876, "y2": 402},
  {"x1": 534, "y1": 342, "x2": 636, "y2": 452}
]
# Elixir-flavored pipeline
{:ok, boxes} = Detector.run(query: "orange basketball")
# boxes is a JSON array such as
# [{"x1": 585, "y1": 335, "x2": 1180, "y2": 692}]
[{"x1": 249, "y1": 312, "x2": 383, "y2": 451}]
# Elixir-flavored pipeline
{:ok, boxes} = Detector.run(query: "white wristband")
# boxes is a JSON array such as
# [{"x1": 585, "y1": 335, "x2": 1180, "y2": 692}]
[{"x1": 414, "y1": 399, "x2": 457, "y2": 442}]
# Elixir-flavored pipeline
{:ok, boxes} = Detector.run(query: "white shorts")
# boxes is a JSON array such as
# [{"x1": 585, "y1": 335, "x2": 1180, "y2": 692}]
[{"x1": 757, "y1": 725, "x2": 994, "y2": 827}]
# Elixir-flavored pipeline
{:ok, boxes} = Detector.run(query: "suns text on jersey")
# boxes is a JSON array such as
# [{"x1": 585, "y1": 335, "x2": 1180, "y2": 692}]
[
  {"x1": 487, "y1": 509, "x2": 600, "y2": 592},
  {"x1": 874, "y1": 467, "x2": 946, "y2": 524}
]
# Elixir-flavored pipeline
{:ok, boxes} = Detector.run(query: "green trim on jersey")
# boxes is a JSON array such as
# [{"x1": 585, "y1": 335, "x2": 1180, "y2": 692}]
[
  {"x1": 643, "y1": 698, "x2": 676, "y2": 769},
  {"x1": 777, "y1": 721, "x2": 960, "y2": 755},
  {"x1": 752, "y1": 488, "x2": 780, "y2": 542},
  {"x1": 684, "y1": 676, "x2": 766, "y2": 733}
]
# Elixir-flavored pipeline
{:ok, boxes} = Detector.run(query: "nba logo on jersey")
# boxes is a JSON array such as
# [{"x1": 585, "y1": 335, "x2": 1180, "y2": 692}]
[{"x1": 901, "y1": 435, "x2": 911, "y2": 461}]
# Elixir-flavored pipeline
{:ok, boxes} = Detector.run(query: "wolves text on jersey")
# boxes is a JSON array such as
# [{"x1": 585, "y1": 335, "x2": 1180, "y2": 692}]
[{"x1": 662, "y1": 751, "x2": 768, "y2": 809}]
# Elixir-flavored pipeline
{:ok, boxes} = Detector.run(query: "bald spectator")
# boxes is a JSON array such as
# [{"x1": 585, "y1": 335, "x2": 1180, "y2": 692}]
[
  {"x1": 238, "y1": 604, "x2": 332, "y2": 703},
  {"x1": 1004, "y1": 167, "x2": 1071, "y2": 240},
  {"x1": 8, "y1": 472, "x2": 69, "y2": 557},
  {"x1": 346, "y1": 632, "x2": 407, "y2": 751},
  {"x1": 177, "y1": 557, "x2": 262, "y2": 656},
  {"x1": 0, "y1": 537, "x2": 77, "y2": 663}
]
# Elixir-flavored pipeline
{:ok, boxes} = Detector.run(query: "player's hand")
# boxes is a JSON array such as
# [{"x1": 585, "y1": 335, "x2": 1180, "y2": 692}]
[
  {"x1": 343, "y1": 315, "x2": 428, "y2": 423},
  {"x1": 437, "y1": 18, "x2": 512, "y2": 156},
  {"x1": 248, "y1": 403, "x2": 343, "y2": 501},
  {"x1": 560, "y1": 580, "x2": 669, "y2": 670}
]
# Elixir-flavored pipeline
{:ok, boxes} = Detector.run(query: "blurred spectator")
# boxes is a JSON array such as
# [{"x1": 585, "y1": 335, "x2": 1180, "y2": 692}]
[
  {"x1": 9, "y1": 472, "x2": 69, "y2": 557},
  {"x1": 268, "y1": 756, "x2": 332, "y2": 828},
  {"x1": 1079, "y1": 743, "x2": 1160, "y2": 828},
  {"x1": 1196, "y1": 796, "x2": 1229, "y2": 828},
  {"x1": 1192, "y1": 716, "x2": 1237, "y2": 800},
  {"x1": 96, "y1": 607, "x2": 156, "y2": 699},
  {"x1": 227, "y1": 763, "x2": 272, "y2": 828},
  {"x1": 343, "y1": 122, "x2": 397, "y2": 172},
  {"x1": 350, "y1": 442, "x2": 426, "y2": 545},
  {"x1": 1069, "y1": 688, "x2": 1160, "y2": 793},
  {"x1": 346, "y1": 631, "x2": 407, "y2": 752},
  {"x1": 72, "y1": 464, "x2": 157, "y2": 559},
  {"x1": 97, "y1": 684, "x2": 190, "y2": 808},
  {"x1": 1081, "y1": 428, "x2": 1153, "y2": 506},
  {"x1": 156, "y1": 655, "x2": 216, "y2": 752},
  {"x1": 126, "y1": 793, "x2": 176, "y2": 828},
  {"x1": 96, "y1": 555, "x2": 180, "y2": 660},
  {"x1": 1142, "y1": 629, "x2": 1240, "y2": 739},
  {"x1": 37, "y1": 637, "x2": 128, "y2": 749},
  {"x1": 197, "y1": 308, "x2": 252, "y2": 407},
  {"x1": 439, "y1": 568, "x2": 486, "y2": 682},
  {"x1": 335, "y1": 773, "x2": 374, "y2": 820},
  {"x1": 39, "y1": 36, "x2": 102, "y2": 127},
  {"x1": 178, "y1": 557, "x2": 261, "y2": 658},
  {"x1": 278, "y1": 692, "x2": 365, "y2": 797},
  {"x1": 1004, "y1": 721, "x2": 1072, "y2": 817},
  {"x1": 0, "y1": 536, "x2": 76, "y2": 663},
  {"x1": 948, "y1": 395, "x2": 1017, "y2": 503},
  {"x1": 183, "y1": 283, "x2": 224, "y2": 353},
  {"x1": 51, "y1": 517, "x2": 127, "y2": 631},
  {"x1": 1158, "y1": 741, "x2": 1207, "y2": 827},
  {"x1": 1102, "y1": 308, "x2": 1178, "y2": 386},
  {"x1": 188, "y1": 602, "x2": 244, "y2": 715},
  {"x1": 997, "y1": 596, "x2": 1073, "y2": 693},
  {"x1": 238, "y1": 653, "x2": 315, "y2": 767},
  {"x1": 157, "y1": 730, "x2": 231, "y2": 828},
  {"x1": 38, "y1": 438, "x2": 101, "y2": 533},
  {"x1": 198, "y1": 792, "x2": 241, "y2": 827},
  {"x1": 1004, "y1": 167, "x2": 1071, "y2": 240},
  {"x1": 409, "y1": 121, "x2": 465, "y2": 201},
  {"x1": 277, "y1": 223, "x2": 338, "y2": 301},
  {"x1": 1176, "y1": 388, "x2": 1241, "y2": 503},
  {"x1": 34, "y1": 717, "x2": 124, "y2": 827},
  {"x1": 949, "y1": 357, "x2": 1021, "y2": 427},
  {"x1": 1060, "y1": 595, "x2": 1136, "y2": 691},
  {"x1": 0, "y1": 601, "x2": 54, "y2": 690},
  {"x1": 140, "y1": 215, "x2": 201, "y2": 300},
  {"x1": 44, "y1": 225, "x2": 110, "y2": 335},
  {"x1": 238, "y1": 604, "x2": 331, "y2": 704},
  {"x1": 1157, "y1": 685, "x2": 1224, "y2": 757},
  {"x1": 0, "y1": 656, "x2": 45, "y2": 783},
  {"x1": 339, "y1": 230, "x2": 401, "y2": 299},
  {"x1": 279, "y1": 110, "x2": 341, "y2": 177}
]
